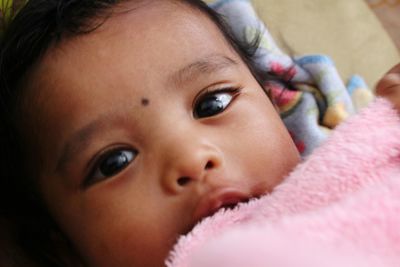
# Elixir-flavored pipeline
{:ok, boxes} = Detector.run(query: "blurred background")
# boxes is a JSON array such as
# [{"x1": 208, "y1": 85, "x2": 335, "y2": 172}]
[{"x1": 366, "y1": 0, "x2": 400, "y2": 50}]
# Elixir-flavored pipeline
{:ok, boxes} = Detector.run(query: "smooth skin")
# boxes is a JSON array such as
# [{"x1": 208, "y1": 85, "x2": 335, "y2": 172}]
[{"x1": 21, "y1": 1, "x2": 300, "y2": 266}]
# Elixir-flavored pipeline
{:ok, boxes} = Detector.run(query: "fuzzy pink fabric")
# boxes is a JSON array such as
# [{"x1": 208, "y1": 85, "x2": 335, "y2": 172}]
[{"x1": 166, "y1": 98, "x2": 400, "y2": 267}]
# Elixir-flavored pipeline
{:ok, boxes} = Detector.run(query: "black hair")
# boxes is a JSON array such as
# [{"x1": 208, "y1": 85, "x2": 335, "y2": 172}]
[{"x1": 0, "y1": 1, "x2": 274, "y2": 266}]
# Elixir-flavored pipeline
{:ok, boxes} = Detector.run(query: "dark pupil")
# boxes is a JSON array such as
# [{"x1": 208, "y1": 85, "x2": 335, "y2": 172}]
[
  {"x1": 197, "y1": 95, "x2": 224, "y2": 117},
  {"x1": 100, "y1": 151, "x2": 129, "y2": 176}
]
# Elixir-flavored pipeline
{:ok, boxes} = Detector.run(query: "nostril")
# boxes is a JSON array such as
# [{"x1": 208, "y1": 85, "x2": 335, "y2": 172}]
[
  {"x1": 205, "y1": 161, "x2": 214, "y2": 170},
  {"x1": 177, "y1": 176, "x2": 191, "y2": 186}
]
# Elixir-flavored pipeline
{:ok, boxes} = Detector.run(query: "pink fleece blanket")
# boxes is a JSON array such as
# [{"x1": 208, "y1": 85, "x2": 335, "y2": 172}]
[{"x1": 166, "y1": 99, "x2": 400, "y2": 267}]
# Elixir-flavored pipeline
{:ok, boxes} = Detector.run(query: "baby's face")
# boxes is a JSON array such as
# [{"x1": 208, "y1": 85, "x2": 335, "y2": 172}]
[{"x1": 23, "y1": 1, "x2": 299, "y2": 266}]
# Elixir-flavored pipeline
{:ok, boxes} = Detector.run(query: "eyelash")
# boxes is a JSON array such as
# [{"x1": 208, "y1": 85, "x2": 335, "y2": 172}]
[
  {"x1": 83, "y1": 146, "x2": 136, "y2": 189},
  {"x1": 193, "y1": 86, "x2": 242, "y2": 119}
]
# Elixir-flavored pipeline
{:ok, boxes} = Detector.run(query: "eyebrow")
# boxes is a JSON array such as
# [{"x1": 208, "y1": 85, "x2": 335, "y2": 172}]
[
  {"x1": 56, "y1": 113, "x2": 126, "y2": 174},
  {"x1": 170, "y1": 54, "x2": 239, "y2": 85},
  {"x1": 56, "y1": 54, "x2": 239, "y2": 173}
]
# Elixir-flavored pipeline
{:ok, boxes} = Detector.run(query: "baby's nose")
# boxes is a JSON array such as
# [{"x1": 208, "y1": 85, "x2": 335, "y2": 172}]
[
  {"x1": 160, "y1": 137, "x2": 223, "y2": 194},
  {"x1": 174, "y1": 159, "x2": 215, "y2": 187}
]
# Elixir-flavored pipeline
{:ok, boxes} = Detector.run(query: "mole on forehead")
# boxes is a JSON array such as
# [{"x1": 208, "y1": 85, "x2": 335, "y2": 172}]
[{"x1": 141, "y1": 98, "x2": 150, "y2": 106}]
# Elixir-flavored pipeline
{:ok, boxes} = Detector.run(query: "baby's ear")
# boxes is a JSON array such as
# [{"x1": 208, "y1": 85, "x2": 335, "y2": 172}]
[{"x1": 376, "y1": 74, "x2": 400, "y2": 112}]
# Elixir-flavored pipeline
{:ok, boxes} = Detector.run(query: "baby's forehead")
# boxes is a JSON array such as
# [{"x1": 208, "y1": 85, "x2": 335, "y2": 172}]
[
  {"x1": 28, "y1": 0, "x2": 232, "y2": 85},
  {"x1": 42, "y1": 0, "x2": 229, "y2": 65},
  {"x1": 23, "y1": 0, "x2": 242, "y2": 138}
]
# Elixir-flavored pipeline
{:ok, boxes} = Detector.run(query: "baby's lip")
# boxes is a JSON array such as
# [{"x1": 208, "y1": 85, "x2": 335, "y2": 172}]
[{"x1": 192, "y1": 187, "x2": 250, "y2": 227}]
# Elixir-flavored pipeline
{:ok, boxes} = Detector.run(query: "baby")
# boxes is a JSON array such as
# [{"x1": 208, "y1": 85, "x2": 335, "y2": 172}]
[
  {"x1": 0, "y1": 1, "x2": 398, "y2": 267},
  {"x1": 0, "y1": 1, "x2": 300, "y2": 266}
]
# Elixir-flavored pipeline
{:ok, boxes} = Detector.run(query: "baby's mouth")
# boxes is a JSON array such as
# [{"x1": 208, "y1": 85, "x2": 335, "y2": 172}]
[{"x1": 187, "y1": 188, "x2": 251, "y2": 234}]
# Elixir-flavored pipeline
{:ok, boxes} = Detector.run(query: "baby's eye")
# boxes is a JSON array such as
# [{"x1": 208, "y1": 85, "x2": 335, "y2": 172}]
[
  {"x1": 84, "y1": 149, "x2": 137, "y2": 187},
  {"x1": 193, "y1": 87, "x2": 240, "y2": 118}
]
